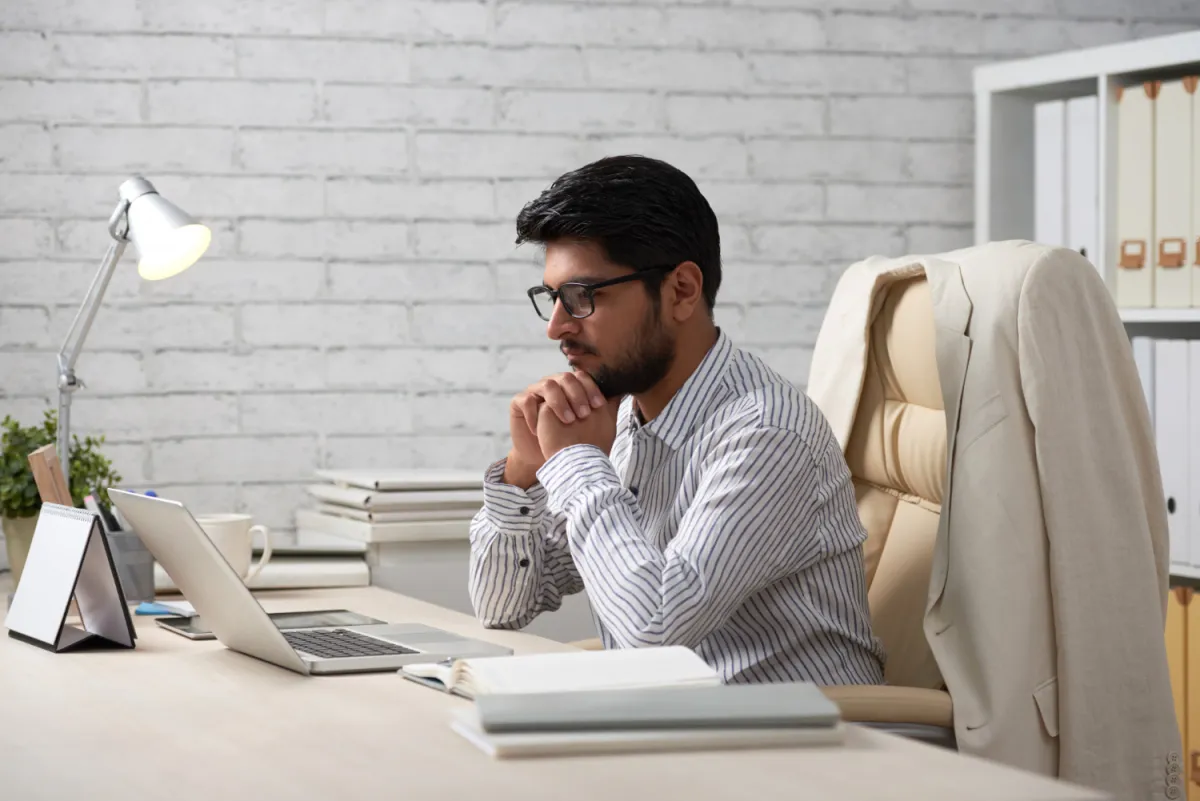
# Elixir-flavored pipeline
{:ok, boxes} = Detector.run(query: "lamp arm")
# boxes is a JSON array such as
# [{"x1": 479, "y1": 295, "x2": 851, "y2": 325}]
[{"x1": 54, "y1": 199, "x2": 130, "y2": 491}]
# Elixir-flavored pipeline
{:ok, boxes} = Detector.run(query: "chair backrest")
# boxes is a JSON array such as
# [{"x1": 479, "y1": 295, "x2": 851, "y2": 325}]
[{"x1": 842, "y1": 274, "x2": 946, "y2": 690}]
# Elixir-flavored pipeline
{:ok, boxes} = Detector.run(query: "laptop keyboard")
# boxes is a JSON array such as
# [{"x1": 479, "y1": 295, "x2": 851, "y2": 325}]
[{"x1": 283, "y1": 628, "x2": 418, "y2": 659}]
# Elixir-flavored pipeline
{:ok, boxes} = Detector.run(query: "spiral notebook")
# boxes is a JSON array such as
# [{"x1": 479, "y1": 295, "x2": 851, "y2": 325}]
[{"x1": 4, "y1": 503, "x2": 135, "y2": 652}]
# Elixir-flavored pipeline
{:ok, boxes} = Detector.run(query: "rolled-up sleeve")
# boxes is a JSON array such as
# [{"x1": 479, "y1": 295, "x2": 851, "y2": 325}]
[
  {"x1": 537, "y1": 427, "x2": 824, "y2": 649},
  {"x1": 467, "y1": 459, "x2": 582, "y2": 629}
]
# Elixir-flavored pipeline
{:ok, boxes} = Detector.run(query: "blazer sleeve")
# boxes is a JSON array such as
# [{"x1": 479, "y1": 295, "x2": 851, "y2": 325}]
[{"x1": 1016, "y1": 249, "x2": 1179, "y2": 799}]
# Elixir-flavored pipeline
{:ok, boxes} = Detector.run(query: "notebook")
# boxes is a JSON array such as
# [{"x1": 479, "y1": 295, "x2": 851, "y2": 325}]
[
  {"x1": 449, "y1": 707, "x2": 846, "y2": 759},
  {"x1": 399, "y1": 645, "x2": 720, "y2": 700},
  {"x1": 473, "y1": 682, "x2": 843, "y2": 733}
]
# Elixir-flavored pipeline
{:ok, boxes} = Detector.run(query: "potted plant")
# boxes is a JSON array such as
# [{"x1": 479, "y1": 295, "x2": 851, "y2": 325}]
[{"x1": 0, "y1": 409, "x2": 122, "y2": 590}]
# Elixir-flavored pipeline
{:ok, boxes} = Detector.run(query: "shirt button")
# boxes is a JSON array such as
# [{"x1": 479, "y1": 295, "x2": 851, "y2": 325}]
[
  {"x1": 518, "y1": 558, "x2": 530, "y2": 568},
  {"x1": 519, "y1": 506, "x2": 529, "y2": 515},
  {"x1": 1167, "y1": 785, "x2": 1181, "y2": 799}
]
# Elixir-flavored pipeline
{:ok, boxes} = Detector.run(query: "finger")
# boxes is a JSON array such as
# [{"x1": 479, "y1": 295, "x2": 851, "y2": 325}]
[
  {"x1": 518, "y1": 393, "x2": 542, "y2": 436},
  {"x1": 509, "y1": 393, "x2": 529, "y2": 420},
  {"x1": 539, "y1": 380, "x2": 576, "y2": 423},
  {"x1": 557, "y1": 373, "x2": 595, "y2": 418},
  {"x1": 570, "y1": 370, "x2": 607, "y2": 409}
]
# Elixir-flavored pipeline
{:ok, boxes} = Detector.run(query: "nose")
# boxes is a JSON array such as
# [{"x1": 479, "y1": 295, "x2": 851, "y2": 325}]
[{"x1": 545, "y1": 296, "x2": 579, "y2": 341}]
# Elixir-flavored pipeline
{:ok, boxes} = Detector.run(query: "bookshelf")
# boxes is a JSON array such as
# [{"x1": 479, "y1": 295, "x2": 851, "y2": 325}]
[
  {"x1": 974, "y1": 30, "x2": 1200, "y2": 323},
  {"x1": 976, "y1": 36, "x2": 1200, "y2": 768},
  {"x1": 1121, "y1": 308, "x2": 1200, "y2": 324}
]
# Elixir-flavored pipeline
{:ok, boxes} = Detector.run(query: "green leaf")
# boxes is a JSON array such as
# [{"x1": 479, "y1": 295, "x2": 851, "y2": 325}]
[{"x1": 0, "y1": 408, "x2": 123, "y2": 519}]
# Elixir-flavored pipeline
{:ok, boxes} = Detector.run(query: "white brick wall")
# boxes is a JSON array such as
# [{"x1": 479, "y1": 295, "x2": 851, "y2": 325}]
[{"x1": 0, "y1": 0, "x2": 1193, "y2": 532}]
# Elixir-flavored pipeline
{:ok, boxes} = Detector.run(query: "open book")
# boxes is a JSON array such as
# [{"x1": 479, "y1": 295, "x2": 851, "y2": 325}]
[{"x1": 399, "y1": 645, "x2": 721, "y2": 699}]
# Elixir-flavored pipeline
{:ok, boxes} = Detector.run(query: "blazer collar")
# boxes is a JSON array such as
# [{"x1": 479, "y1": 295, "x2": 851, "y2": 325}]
[
  {"x1": 923, "y1": 255, "x2": 972, "y2": 609},
  {"x1": 927, "y1": 255, "x2": 972, "y2": 337}
]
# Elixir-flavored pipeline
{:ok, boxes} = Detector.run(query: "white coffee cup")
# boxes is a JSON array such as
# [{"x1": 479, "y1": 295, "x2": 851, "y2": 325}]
[{"x1": 194, "y1": 513, "x2": 273, "y2": 584}]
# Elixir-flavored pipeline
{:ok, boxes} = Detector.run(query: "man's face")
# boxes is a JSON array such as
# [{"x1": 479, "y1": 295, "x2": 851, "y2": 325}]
[{"x1": 541, "y1": 240, "x2": 675, "y2": 399}]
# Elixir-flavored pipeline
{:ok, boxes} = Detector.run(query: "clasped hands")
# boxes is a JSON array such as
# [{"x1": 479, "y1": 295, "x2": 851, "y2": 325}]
[{"x1": 503, "y1": 371, "x2": 623, "y2": 490}]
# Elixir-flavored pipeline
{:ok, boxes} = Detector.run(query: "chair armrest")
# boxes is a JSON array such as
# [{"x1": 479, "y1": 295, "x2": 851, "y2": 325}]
[
  {"x1": 568, "y1": 637, "x2": 604, "y2": 651},
  {"x1": 820, "y1": 685, "x2": 953, "y2": 729}
]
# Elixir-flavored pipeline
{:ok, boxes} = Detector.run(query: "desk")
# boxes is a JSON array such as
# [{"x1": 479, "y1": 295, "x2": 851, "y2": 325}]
[{"x1": 0, "y1": 587, "x2": 1105, "y2": 801}]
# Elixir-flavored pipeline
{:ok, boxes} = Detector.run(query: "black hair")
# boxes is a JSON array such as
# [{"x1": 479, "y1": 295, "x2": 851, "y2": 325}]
[{"x1": 514, "y1": 155, "x2": 721, "y2": 312}]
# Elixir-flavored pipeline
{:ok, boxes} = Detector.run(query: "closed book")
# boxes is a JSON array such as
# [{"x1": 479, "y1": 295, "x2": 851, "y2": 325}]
[
  {"x1": 294, "y1": 509, "x2": 471, "y2": 544},
  {"x1": 315, "y1": 503, "x2": 476, "y2": 525},
  {"x1": 449, "y1": 707, "x2": 846, "y2": 760},
  {"x1": 306, "y1": 483, "x2": 484, "y2": 512},
  {"x1": 315, "y1": 468, "x2": 482, "y2": 492},
  {"x1": 475, "y1": 682, "x2": 841, "y2": 734},
  {"x1": 154, "y1": 555, "x2": 370, "y2": 591}
]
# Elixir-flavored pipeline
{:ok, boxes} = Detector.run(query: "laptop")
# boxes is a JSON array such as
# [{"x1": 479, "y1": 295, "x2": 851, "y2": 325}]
[{"x1": 108, "y1": 489, "x2": 512, "y2": 675}]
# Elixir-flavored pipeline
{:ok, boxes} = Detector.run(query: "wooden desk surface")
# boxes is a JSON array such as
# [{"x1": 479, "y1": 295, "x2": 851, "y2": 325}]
[{"x1": 0, "y1": 587, "x2": 1106, "y2": 801}]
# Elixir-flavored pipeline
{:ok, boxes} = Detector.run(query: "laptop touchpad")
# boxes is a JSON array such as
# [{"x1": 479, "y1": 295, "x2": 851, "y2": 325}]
[{"x1": 358, "y1": 623, "x2": 469, "y2": 644}]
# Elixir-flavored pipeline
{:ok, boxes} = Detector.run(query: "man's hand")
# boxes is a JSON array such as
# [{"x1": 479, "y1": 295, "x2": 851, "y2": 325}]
[
  {"x1": 504, "y1": 371, "x2": 607, "y2": 488},
  {"x1": 537, "y1": 392, "x2": 623, "y2": 461}
]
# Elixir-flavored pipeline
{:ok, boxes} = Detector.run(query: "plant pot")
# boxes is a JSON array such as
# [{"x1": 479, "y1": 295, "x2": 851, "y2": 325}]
[{"x1": 2, "y1": 513, "x2": 39, "y2": 591}]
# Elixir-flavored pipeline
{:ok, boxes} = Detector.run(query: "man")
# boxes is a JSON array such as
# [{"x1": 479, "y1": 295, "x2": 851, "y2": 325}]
[{"x1": 467, "y1": 155, "x2": 885, "y2": 685}]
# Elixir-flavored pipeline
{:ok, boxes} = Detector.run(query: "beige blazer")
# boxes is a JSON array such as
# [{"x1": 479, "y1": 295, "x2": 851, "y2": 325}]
[{"x1": 808, "y1": 241, "x2": 1181, "y2": 801}]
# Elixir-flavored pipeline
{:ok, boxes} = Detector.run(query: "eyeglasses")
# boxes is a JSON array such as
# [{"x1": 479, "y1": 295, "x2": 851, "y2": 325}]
[{"x1": 527, "y1": 265, "x2": 675, "y2": 321}]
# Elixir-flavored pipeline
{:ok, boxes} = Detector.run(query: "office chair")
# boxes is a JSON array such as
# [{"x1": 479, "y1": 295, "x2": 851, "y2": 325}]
[{"x1": 567, "y1": 271, "x2": 953, "y2": 747}]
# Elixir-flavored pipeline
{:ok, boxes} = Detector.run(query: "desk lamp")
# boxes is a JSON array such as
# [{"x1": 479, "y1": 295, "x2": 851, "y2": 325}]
[{"x1": 55, "y1": 177, "x2": 210, "y2": 485}]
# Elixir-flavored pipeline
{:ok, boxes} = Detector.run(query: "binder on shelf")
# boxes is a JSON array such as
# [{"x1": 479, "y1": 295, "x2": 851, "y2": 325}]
[
  {"x1": 1188, "y1": 588, "x2": 1200, "y2": 799},
  {"x1": 1167, "y1": 588, "x2": 1187, "y2": 750},
  {"x1": 1034, "y1": 100, "x2": 1066, "y2": 249},
  {"x1": 1156, "y1": 339, "x2": 1189, "y2": 566},
  {"x1": 1065, "y1": 95, "x2": 1099, "y2": 269},
  {"x1": 1191, "y1": 76, "x2": 1200, "y2": 306},
  {"x1": 1155, "y1": 79, "x2": 1192, "y2": 308},
  {"x1": 1115, "y1": 82, "x2": 1157, "y2": 308},
  {"x1": 1131, "y1": 336, "x2": 1156, "y2": 427},
  {"x1": 1191, "y1": 342, "x2": 1200, "y2": 570}
]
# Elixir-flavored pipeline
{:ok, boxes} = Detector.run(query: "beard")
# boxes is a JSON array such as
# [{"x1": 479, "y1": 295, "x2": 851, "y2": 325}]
[{"x1": 564, "y1": 307, "x2": 676, "y2": 400}]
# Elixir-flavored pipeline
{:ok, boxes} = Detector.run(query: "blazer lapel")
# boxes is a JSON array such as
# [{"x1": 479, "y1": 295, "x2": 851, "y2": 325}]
[{"x1": 924, "y1": 257, "x2": 972, "y2": 609}]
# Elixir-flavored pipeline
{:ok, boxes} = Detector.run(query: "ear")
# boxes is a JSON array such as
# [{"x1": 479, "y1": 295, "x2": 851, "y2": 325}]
[{"x1": 666, "y1": 261, "x2": 705, "y2": 323}]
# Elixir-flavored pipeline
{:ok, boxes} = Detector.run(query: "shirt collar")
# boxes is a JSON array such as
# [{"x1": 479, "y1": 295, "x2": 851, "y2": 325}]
[{"x1": 629, "y1": 328, "x2": 735, "y2": 451}]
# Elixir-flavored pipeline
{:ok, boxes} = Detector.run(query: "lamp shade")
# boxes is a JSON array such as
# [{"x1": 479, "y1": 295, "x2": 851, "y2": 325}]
[{"x1": 118, "y1": 177, "x2": 211, "y2": 280}]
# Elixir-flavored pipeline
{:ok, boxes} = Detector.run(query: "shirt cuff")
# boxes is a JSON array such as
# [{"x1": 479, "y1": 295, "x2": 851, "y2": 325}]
[
  {"x1": 537, "y1": 444, "x2": 621, "y2": 514},
  {"x1": 481, "y1": 458, "x2": 547, "y2": 534}
]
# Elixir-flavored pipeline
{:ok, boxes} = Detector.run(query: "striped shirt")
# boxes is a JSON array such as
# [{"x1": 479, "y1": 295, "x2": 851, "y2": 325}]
[{"x1": 468, "y1": 329, "x2": 885, "y2": 685}]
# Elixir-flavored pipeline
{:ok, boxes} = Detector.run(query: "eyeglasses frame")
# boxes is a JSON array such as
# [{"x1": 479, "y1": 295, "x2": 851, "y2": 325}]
[{"x1": 526, "y1": 264, "x2": 677, "y2": 321}]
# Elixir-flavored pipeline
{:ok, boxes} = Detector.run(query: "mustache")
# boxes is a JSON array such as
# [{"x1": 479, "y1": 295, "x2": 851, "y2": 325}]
[{"x1": 561, "y1": 340, "x2": 598, "y2": 357}]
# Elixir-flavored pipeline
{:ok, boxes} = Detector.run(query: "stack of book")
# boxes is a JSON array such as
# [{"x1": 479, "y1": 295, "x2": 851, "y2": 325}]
[
  {"x1": 295, "y1": 468, "x2": 484, "y2": 544},
  {"x1": 398, "y1": 647, "x2": 846, "y2": 758}
]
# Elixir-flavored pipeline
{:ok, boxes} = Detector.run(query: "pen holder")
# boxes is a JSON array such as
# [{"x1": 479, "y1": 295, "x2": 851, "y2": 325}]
[{"x1": 106, "y1": 529, "x2": 155, "y2": 604}]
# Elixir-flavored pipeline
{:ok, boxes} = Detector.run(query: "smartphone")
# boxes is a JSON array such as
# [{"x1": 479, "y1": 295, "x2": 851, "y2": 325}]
[{"x1": 155, "y1": 609, "x2": 386, "y2": 640}]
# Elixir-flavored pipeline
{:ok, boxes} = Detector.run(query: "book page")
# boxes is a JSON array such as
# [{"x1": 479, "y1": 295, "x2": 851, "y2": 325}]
[{"x1": 466, "y1": 646, "x2": 720, "y2": 695}]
